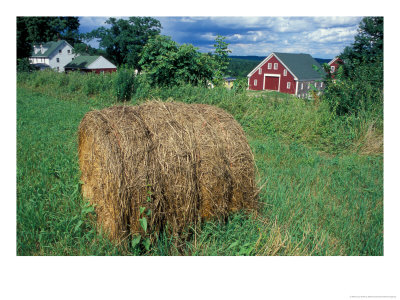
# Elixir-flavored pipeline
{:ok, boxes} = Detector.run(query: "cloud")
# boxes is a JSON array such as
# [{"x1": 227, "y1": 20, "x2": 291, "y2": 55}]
[
  {"x1": 79, "y1": 16, "x2": 363, "y2": 58},
  {"x1": 305, "y1": 27, "x2": 358, "y2": 43}
]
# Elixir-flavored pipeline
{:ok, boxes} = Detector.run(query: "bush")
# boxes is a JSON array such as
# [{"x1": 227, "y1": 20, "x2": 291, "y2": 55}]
[
  {"x1": 17, "y1": 58, "x2": 36, "y2": 73},
  {"x1": 322, "y1": 63, "x2": 383, "y2": 116},
  {"x1": 114, "y1": 67, "x2": 136, "y2": 101},
  {"x1": 232, "y1": 77, "x2": 248, "y2": 94}
]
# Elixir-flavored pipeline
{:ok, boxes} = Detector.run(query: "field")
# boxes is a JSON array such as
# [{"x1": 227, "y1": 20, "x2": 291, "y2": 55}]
[{"x1": 17, "y1": 71, "x2": 383, "y2": 255}]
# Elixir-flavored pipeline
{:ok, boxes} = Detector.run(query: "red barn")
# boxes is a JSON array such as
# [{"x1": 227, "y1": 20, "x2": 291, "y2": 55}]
[
  {"x1": 247, "y1": 52, "x2": 324, "y2": 98},
  {"x1": 328, "y1": 57, "x2": 343, "y2": 79}
]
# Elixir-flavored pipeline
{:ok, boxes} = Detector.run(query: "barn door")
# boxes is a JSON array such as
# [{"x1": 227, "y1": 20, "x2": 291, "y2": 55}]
[{"x1": 264, "y1": 76, "x2": 279, "y2": 91}]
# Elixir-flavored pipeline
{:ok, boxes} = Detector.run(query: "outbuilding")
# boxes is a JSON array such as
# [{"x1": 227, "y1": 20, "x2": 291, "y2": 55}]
[
  {"x1": 247, "y1": 52, "x2": 324, "y2": 98},
  {"x1": 64, "y1": 55, "x2": 117, "y2": 74}
]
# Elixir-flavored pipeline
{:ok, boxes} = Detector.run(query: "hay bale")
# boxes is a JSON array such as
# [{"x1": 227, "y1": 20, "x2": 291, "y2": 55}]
[{"x1": 78, "y1": 101, "x2": 258, "y2": 241}]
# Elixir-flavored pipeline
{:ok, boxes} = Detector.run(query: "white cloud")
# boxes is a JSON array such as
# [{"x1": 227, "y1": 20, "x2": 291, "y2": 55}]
[
  {"x1": 306, "y1": 27, "x2": 358, "y2": 43},
  {"x1": 312, "y1": 16, "x2": 362, "y2": 28}
]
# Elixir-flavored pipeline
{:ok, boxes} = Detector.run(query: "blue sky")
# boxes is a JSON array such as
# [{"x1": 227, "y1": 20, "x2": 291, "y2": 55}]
[{"x1": 79, "y1": 16, "x2": 363, "y2": 59}]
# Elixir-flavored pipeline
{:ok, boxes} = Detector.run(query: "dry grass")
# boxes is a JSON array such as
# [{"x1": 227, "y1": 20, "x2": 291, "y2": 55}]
[
  {"x1": 78, "y1": 101, "x2": 258, "y2": 242},
  {"x1": 355, "y1": 122, "x2": 383, "y2": 155}
]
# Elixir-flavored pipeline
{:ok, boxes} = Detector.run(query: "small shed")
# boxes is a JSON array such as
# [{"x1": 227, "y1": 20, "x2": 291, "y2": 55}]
[
  {"x1": 224, "y1": 77, "x2": 236, "y2": 89},
  {"x1": 64, "y1": 55, "x2": 117, "y2": 74}
]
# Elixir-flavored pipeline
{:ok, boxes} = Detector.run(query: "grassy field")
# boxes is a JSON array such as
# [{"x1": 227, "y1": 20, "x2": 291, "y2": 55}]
[{"x1": 17, "y1": 72, "x2": 383, "y2": 255}]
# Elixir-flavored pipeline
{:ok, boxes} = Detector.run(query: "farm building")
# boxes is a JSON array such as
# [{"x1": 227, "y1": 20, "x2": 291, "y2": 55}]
[
  {"x1": 224, "y1": 77, "x2": 236, "y2": 89},
  {"x1": 64, "y1": 56, "x2": 117, "y2": 74},
  {"x1": 328, "y1": 57, "x2": 342, "y2": 73},
  {"x1": 247, "y1": 52, "x2": 324, "y2": 98},
  {"x1": 29, "y1": 40, "x2": 75, "y2": 72},
  {"x1": 328, "y1": 57, "x2": 343, "y2": 79}
]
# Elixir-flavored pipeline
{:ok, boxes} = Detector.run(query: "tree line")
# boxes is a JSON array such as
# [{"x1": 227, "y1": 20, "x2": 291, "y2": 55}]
[{"x1": 17, "y1": 17, "x2": 231, "y2": 87}]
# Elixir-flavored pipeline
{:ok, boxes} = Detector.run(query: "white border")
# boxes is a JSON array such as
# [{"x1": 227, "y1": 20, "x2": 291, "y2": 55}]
[{"x1": 263, "y1": 73, "x2": 281, "y2": 91}]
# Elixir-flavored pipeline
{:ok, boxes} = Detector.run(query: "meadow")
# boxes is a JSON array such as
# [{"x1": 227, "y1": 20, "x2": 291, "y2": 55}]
[{"x1": 17, "y1": 70, "x2": 383, "y2": 255}]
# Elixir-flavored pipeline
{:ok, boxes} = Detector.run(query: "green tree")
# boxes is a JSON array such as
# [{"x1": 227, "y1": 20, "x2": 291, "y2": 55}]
[
  {"x1": 72, "y1": 42, "x2": 107, "y2": 57},
  {"x1": 84, "y1": 17, "x2": 161, "y2": 69},
  {"x1": 139, "y1": 35, "x2": 214, "y2": 87},
  {"x1": 17, "y1": 17, "x2": 81, "y2": 59},
  {"x1": 322, "y1": 17, "x2": 383, "y2": 115},
  {"x1": 212, "y1": 35, "x2": 232, "y2": 85}
]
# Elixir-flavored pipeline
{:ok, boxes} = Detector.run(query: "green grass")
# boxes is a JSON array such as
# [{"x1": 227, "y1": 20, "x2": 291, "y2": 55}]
[{"x1": 17, "y1": 72, "x2": 383, "y2": 256}]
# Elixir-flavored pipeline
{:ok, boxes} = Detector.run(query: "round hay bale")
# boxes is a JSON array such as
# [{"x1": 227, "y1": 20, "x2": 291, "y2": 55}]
[{"x1": 78, "y1": 101, "x2": 258, "y2": 241}]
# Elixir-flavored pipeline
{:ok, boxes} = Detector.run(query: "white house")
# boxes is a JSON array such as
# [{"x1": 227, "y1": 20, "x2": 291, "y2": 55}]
[{"x1": 29, "y1": 40, "x2": 76, "y2": 72}]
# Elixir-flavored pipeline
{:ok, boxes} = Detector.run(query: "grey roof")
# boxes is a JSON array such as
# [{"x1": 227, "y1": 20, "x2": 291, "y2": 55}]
[
  {"x1": 273, "y1": 52, "x2": 323, "y2": 80},
  {"x1": 31, "y1": 40, "x2": 65, "y2": 57},
  {"x1": 64, "y1": 56, "x2": 100, "y2": 69}
]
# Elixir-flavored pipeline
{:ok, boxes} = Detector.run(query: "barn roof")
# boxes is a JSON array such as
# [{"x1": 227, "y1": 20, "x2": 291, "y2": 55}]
[
  {"x1": 31, "y1": 40, "x2": 66, "y2": 57},
  {"x1": 247, "y1": 52, "x2": 324, "y2": 81},
  {"x1": 64, "y1": 55, "x2": 100, "y2": 69},
  {"x1": 273, "y1": 52, "x2": 323, "y2": 81}
]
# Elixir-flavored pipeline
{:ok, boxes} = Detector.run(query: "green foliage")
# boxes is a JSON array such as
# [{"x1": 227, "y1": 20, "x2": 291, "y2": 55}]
[
  {"x1": 227, "y1": 57, "x2": 261, "y2": 77},
  {"x1": 72, "y1": 42, "x2": 107, "y2": 57},
  {"x1": 114, "y1": 66, "x2": 136, "y2": 101},
  {"x1": 139, "y1": 35, "x2": 214, "y2": 87},
  {"x1": 232, "y1": 77, "x2": 248, "y2": 94},
  {"x1": 17, "y1": 58, "x2": 36, "y2": 73},
  {"x1": 322, "y1": 17, "x2": 383, "y2": 116},
  {"x1": 84, "y1": 17, "x2": 161, "y2": 69},
  {"x1": 212, "y1": 35, "x2": 232, "y2": 85}
]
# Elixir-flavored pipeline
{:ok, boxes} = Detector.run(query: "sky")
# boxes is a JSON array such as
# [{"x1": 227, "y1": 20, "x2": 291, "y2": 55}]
[{"x1": 79, "y1": 16, "x2": 363, "y2": 59}]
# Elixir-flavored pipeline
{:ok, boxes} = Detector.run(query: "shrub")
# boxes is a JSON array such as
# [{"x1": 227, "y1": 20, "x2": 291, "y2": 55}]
[{"x1": 114, "y1": 67, "x2": 136, "y2": 101}]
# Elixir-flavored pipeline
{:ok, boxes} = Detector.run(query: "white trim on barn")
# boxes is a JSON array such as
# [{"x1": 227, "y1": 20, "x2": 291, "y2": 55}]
[
  {"x1": 263, "y1": 73, "x2": 281, "y2": 92},
  {"x1": 295, "y1": 81, "x2": 299, "y2": 96},
  {"x1": 247, "y1": 52, "x2": 298, "y2": 80},
  {"x1": 328, "y1": 57, "x2": 340, "y2": 66}
]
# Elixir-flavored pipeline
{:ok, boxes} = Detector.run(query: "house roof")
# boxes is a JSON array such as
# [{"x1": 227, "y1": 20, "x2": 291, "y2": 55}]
[
  {"x1": 31, "y1": 40, "x2": 66, "y2": 57},
  {"x1": 273, "y1": 52, "x2": 323, "y2": 81},
  {"x1": 248, "y1": 52, "x2": 324, "y2": 81},
  {"x1": 328, "y1": 57, "x2": 342, "y2": 65},
  {"x1": 64, "y1": 56, "x2": 100, "y2": 69}
]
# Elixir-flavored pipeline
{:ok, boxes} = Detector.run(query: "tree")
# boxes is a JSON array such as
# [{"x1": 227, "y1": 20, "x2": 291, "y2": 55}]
[
  {"x1": 84, "y1": 17, "x2": 161, "y2": 69},
  {"x1": 72, "y1": 42, "x2": 107, "y2": 57},
  {"x1": 340, "y1": 17, "x2": 383, "y2": 77},
  {"x1": 322, "y1": 17, "x2": 383, "y2": 116},
  {"x1": 139, "y1": 35, "x2": 214, "y2": 87},
  {"x1": 17, "y1": 17, "x2": 81, "y2": 59},
  {"x1": 212, "y1": 35, "x2": 232, "y2": 85}
]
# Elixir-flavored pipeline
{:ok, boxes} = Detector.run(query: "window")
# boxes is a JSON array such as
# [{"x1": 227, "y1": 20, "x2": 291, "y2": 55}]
[
  {"x1": 321, "y1": 82, "x2": 323, "y2": 88},
  {"x1": 254, "y1": 79, "x2": 258, "y2": 86},
  {"x1": 314, "y1": 82, "x2": 317, "y2": 87},
  {"x1": 59, "y1": 49, "x2": 62, "y2": 54},
  {"x1": 274, "y1": 63, "x2": 278, "y2": 70},
  {"x1": 268, "y1": 63, "x2": 272, "y2": 69},
  {"x1": 57, "y1": 67, "x2": 59, "y2": 71},
  {"x1": 67, "y1": 50, "x2": 70, "y2": 54},
  {"x1": 258, "y1": 68, "x2": 262, "y2": 75},
  {"x1": 331, "y1": 66, "x2": 335, "y2": 72},
  {"x1": 56, "y1": 58, "x2": 60, "y2": 63},
  {"x1": 287, "y1": 82, "x2": 291, "y2": 89},
  {"x1": 283, "y1": 69, "x2": 287, "y2": 76}
]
